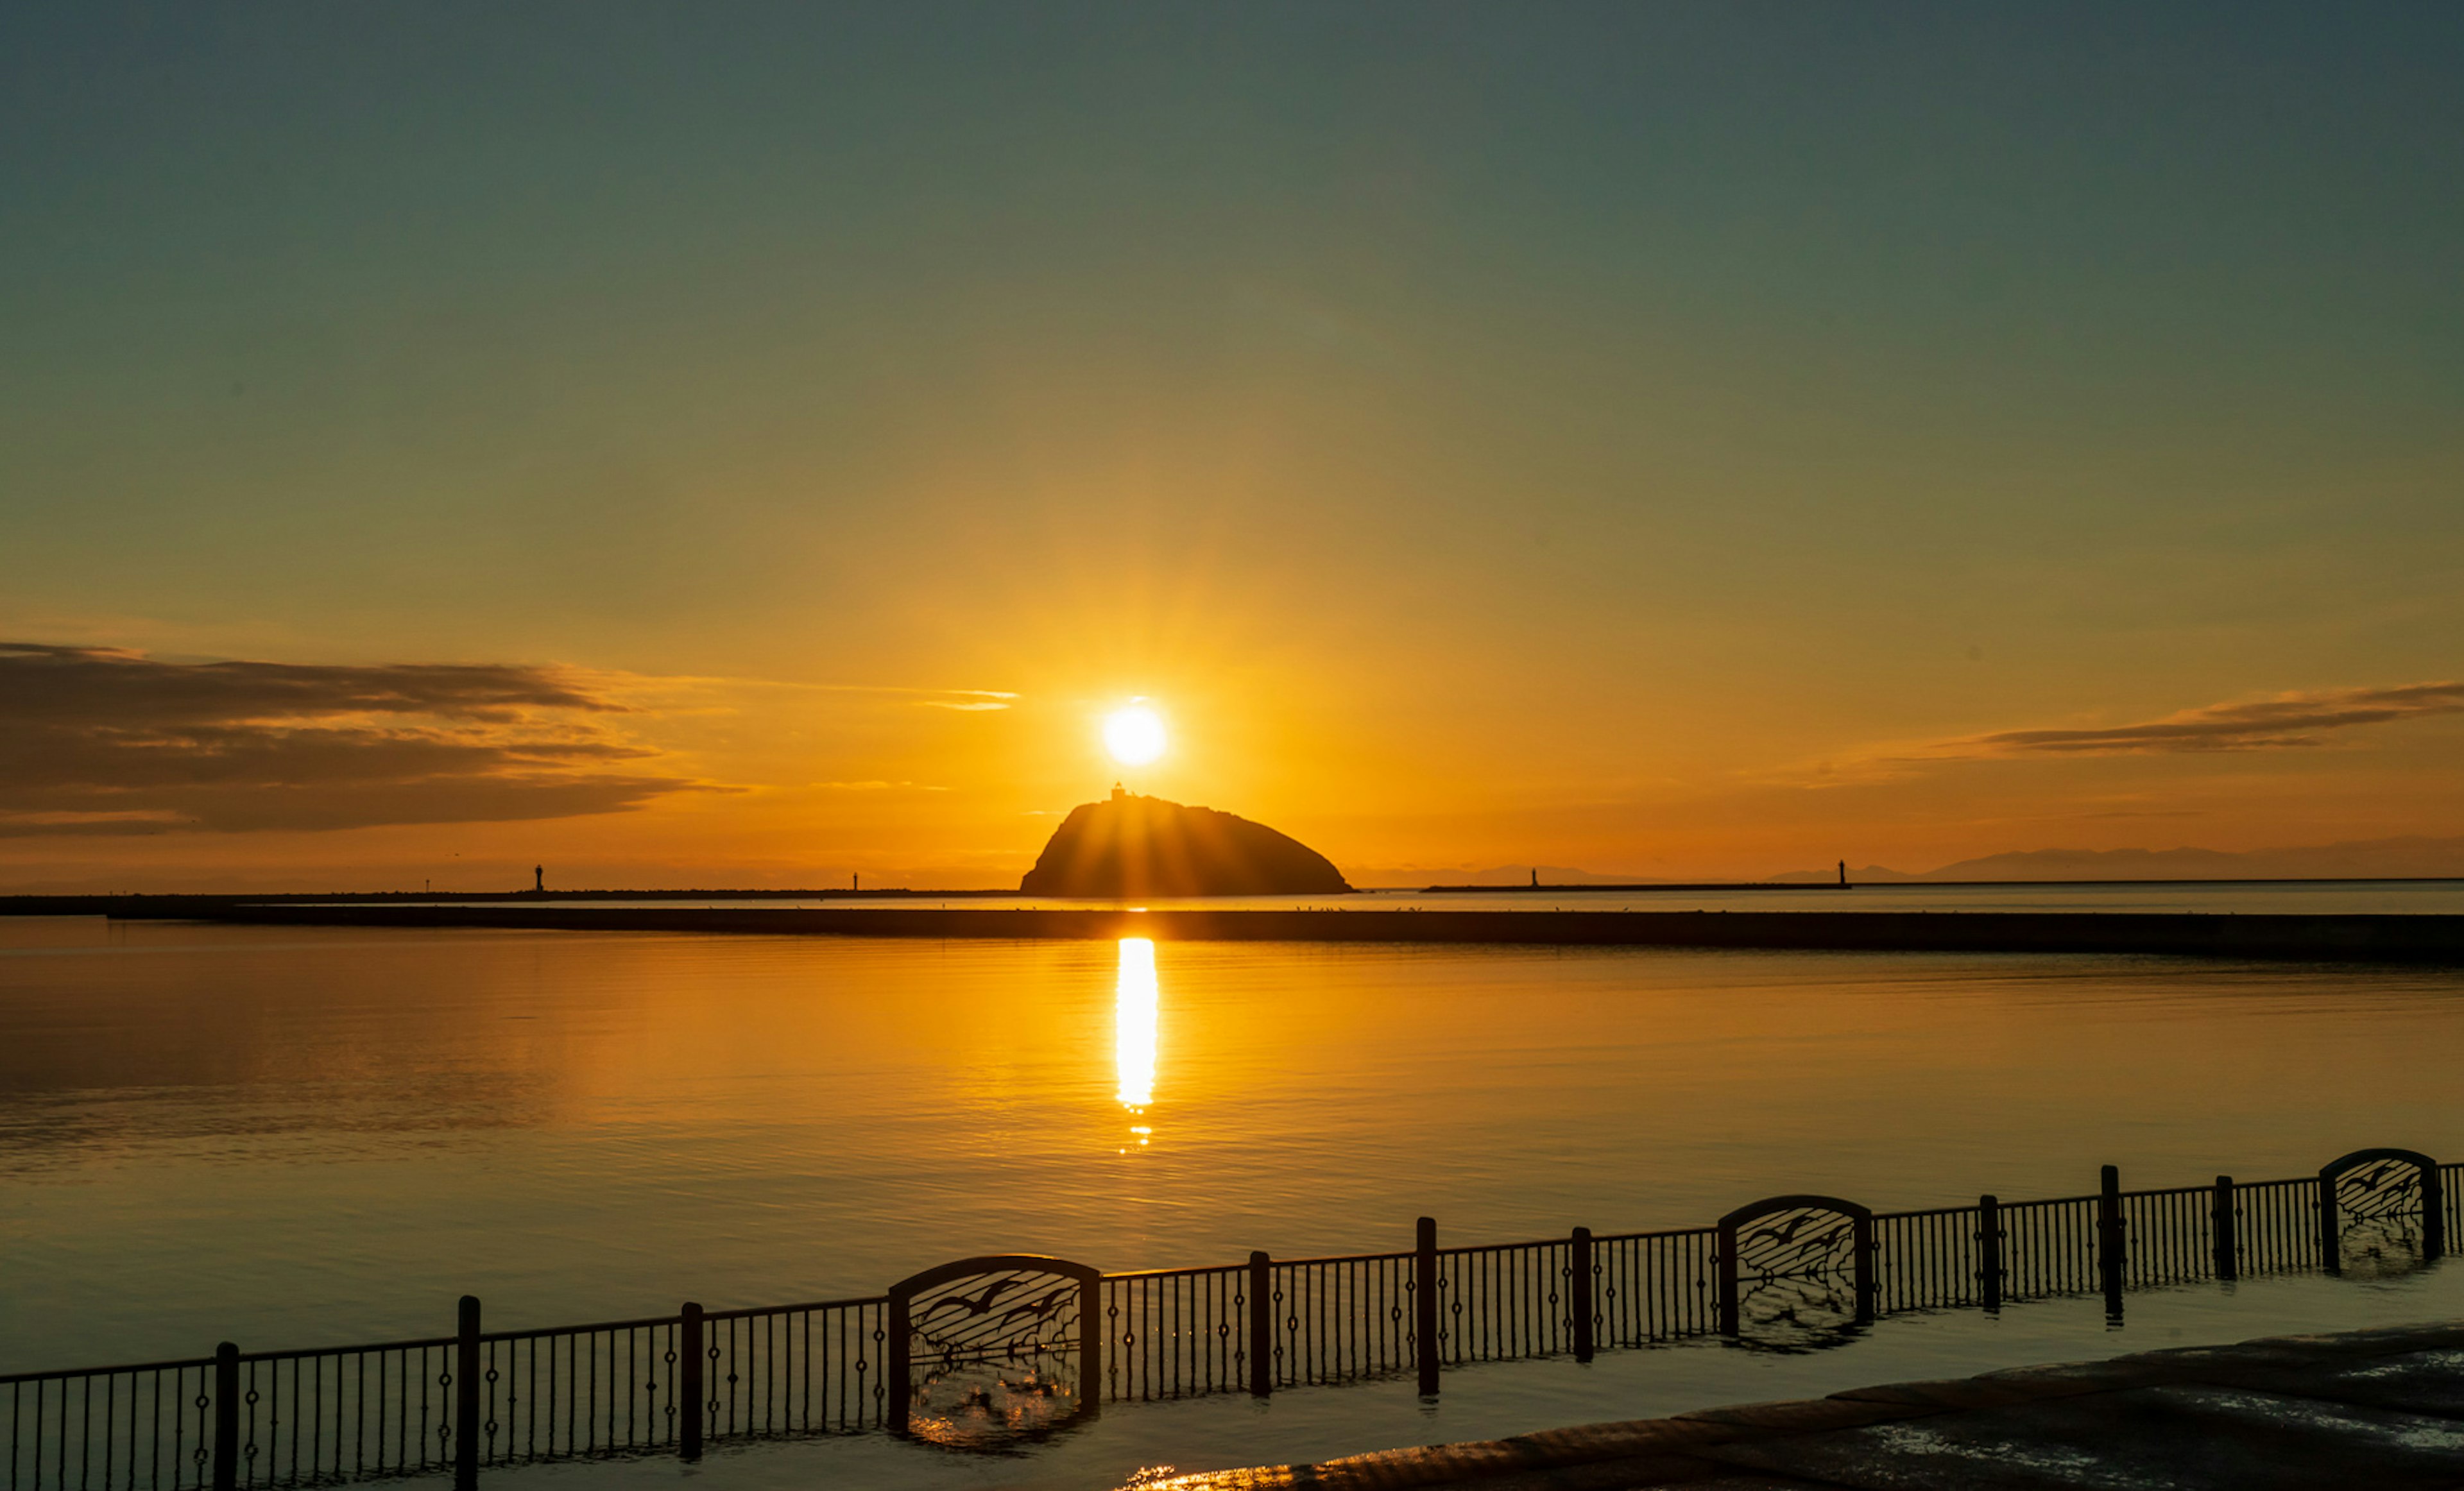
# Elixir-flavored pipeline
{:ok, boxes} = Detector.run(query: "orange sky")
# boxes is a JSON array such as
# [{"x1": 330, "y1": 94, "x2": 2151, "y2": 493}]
[{"x1": 4, "y1": 8, "x2": 2461, "y2": 891}]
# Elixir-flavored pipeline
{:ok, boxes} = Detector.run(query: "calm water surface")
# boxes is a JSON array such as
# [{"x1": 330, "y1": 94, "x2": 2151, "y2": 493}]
[{"x1": 3, "y1": 916, "x2": 2461, "y2": 1487}]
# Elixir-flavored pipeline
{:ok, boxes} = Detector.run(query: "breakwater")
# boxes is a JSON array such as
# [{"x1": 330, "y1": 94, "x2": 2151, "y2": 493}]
[{"x1": 46, "y1": 899, "x2": 2464, "y2": 962}]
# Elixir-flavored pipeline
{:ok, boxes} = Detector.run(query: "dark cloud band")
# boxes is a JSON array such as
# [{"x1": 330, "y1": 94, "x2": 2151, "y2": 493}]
[
  {"x1": 0, "y1": 643, "x2": 700, "y2": 836},
  {"x1": 1958, "y1": 681, "x2": 2464, "y2": 756}
]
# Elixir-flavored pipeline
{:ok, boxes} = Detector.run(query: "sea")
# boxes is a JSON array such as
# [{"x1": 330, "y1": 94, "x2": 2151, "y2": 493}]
[{"x1": 3, "y1": 882, "x2": 2462, "y2": 1488}]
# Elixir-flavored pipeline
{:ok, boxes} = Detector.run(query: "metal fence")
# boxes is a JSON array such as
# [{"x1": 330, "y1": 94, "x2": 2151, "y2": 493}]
[
  {"x1": 1593, "y1": 1226, "x2": 1717, "y2": 1347},
  {"x1": 234, "y1": 1334, "x2": 461, "y2": 1484},
  {"x1": 1270, "y1": 1251, "x2": 1416, "y2": 1389},
  {"x1": 1101, "y1": 1265, "x2": 1247, "y2": 1403},
  {"x1": 5, "y1": 1147, "x2": 2453, "y2": 1488},
  {"x1": 3, "y1": 1356, "x2": 218, "y2": 1491},
  {"x1": 1441, "y1": 1236, "x2": 1573, "y2": 1365}
]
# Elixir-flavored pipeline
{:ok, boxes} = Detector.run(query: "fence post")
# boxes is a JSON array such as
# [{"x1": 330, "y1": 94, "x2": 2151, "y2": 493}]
[
  {"x1": 1247, "y1": 1251, "x2": 1272, "y2": 1397},
  {"x1": 2097, "y1": 1164, "x2": 2125, "y2": 1317},
  {"x1": 212, "y1": 1342, "x2": 239, "y2": 1491},
  {"x1": 1570, "y1": 1227, "x2": 1595, "y2": 1363},
  {"x1": 1978, "y1": 1195, "x2": 2002, "y2": 1312},
  {"x1": 2318, "y1": 1165, "x2": 2342, "y2": 1274},
  {"x1": 1078, "y1": 1269, "x2": 1103, "y2": 1422},
  {"x1": 679, "y1": 1302, "x2": 704, "y2": 1461},
  {"x1": 455, "y1": 1296, "x2": 481, "y2": 1491},
  {"x1": 1414, "y1": 1217, "x2": 1440, "y2": 1396},
  {"x1": 1715, "y1": 1215, "x2": 1739, "y2": 1336},
  {"x1": 887, "y1": 1286, "x2": 911, "y2": 1435},
  {"x1": 2424, "y1": 1159, "x2": 2447, "y2": 1264},
  {"x1": 2212, "y1": 1175, "x2": 2237, "y2": 1281}
]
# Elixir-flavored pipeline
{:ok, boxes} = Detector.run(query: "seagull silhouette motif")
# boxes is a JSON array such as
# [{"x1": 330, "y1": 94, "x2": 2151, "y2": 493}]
[
  {"x1": 924, "y1": 1278, "x2": 1024, "y2": 1320},
  {"x1": 998, "y1": 1289, "x2": 1069, "y2": 1328},
  {"x1": 1748, "y1": 1214, "x2": 1852, "y2": 1272},
  {"x1": 1785, "y1": 1223, "x2": 1849, "y2": 1259},
  {"x1": 1757, "y1": 1213, "x2": 1819, "y2": 1247}
]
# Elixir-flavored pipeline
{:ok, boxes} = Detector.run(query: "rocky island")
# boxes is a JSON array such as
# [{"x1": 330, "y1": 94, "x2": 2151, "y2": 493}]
[{"x1": 1018, "y1": 788, "x2": 1352, "y2": 897}]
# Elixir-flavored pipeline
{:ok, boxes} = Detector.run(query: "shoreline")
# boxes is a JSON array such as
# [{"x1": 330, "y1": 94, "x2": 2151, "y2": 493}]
[
  {"x1": 22, "y1": 900, "x2": 2464, "y2": 963},
  {"x1": 4, "y1": 873, "x2": 2460, "y2": 913}
]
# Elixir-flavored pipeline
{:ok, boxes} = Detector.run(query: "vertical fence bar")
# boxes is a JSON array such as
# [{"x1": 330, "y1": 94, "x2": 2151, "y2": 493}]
[
  {"x1": 1978, "y1": 1195, "x2": 2003, "y2": 1311},
  {"x1": 1414, "y1": 1218, "x2": 1439, "y2": 1397},
  {"x1": 678, "y1": 1304, "x2": 704, "y2": 1461},
  {"x1": 454, "y1": 1298, "x2": 480, "y2": 1491},
  {"x1": 2213, "y1": 1176, "x2": 2238, "y2": 1281},
  {"x1": 212, "y1": 1343, "x2": 239, "y2": 1491},
  {"x1": 2097, "y1": 1165, "x2": 2125, "y2": 1317},
  {"x1": 1246, "y1": 1253, "x2": 1272, "y2": 1397},
  {"x1": 1570, "y1": 1228, "x2": 1595, "y2": 1363}
]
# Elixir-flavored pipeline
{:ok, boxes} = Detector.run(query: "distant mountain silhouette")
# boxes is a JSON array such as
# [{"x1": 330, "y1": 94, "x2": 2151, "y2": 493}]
[
  {"x1": 1020, "y1": 790, "x2": 1351, "y2": 896},
  {"x1": 1770, "y1": 835, "x2": 2464, "y2": 883}
]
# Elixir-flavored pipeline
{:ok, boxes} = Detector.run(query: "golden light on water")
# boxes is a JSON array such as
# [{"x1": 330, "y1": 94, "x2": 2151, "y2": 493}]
[
  {"x1": 1103, "y1": 703, "x2": 1167, "y2": 767},
  {"x1": 1115, "y1": 937, "x2": 1158, "y2": 1129}
]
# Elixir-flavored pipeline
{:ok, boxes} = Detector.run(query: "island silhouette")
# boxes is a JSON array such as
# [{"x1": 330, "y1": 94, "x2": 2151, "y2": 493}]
[{"x1": 1018, "y1": 787, "x2": 1352, "y2": 897}]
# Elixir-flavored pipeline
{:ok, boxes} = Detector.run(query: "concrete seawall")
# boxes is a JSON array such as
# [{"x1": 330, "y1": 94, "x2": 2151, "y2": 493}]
[{"x1": 77, "y1": 901, "x2": 2464, "y2": 962}]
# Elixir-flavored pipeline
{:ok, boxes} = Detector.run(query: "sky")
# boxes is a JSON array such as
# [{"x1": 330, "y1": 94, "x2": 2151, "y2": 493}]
[{"x1": 3, "y1": 2, "x2": 2461, "y2": 890}]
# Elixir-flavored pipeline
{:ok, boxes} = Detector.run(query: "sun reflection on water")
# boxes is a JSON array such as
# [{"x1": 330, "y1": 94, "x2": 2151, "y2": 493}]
[{"x1": 1115, "y1": 937, "x2": 1158, "y2": 1146}]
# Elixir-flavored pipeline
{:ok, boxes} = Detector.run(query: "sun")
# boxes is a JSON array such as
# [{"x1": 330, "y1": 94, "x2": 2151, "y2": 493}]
[{"x1": 1103, "y1": 703, "x2": 1167, "y2": 767}]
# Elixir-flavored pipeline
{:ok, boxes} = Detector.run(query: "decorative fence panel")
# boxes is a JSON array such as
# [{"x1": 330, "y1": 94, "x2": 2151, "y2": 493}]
[
  {"x1": 2318, "y1": 1148, "x2": 2445, "y2": 1274},
  {"x1": 887, "y1": 1259, "x2": 1096, "y2": 1445},
  {"x1": 1716, "y1": 1196, "x2": 1874, "y2": 1339}
]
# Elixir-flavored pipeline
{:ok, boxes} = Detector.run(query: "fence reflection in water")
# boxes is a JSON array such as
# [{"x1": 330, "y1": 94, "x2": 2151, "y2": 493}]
[{"x1": 5, "y1": 1150, "x2": 2457, "y2": 1489}]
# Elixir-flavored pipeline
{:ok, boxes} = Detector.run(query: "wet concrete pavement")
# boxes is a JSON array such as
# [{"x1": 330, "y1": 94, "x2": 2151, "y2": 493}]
[{"x1": 1151, "y1": 1320, "x2": 2464, "y2": 1490}]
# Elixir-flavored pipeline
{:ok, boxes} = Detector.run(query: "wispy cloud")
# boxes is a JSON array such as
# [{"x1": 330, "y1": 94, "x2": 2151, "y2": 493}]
[
  {"x1": 0, "y1": 642, "x2": 709, "y2": 836},
  {"x1": 610, "y1": 674, "x2": 1018, "y2": 713},
  {"x1": 1945, "y1": 681, "x2": 2464, "y2": 757},
  {"x1": 811, "y1": 780, "x2": 949, "y2": 792}
]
